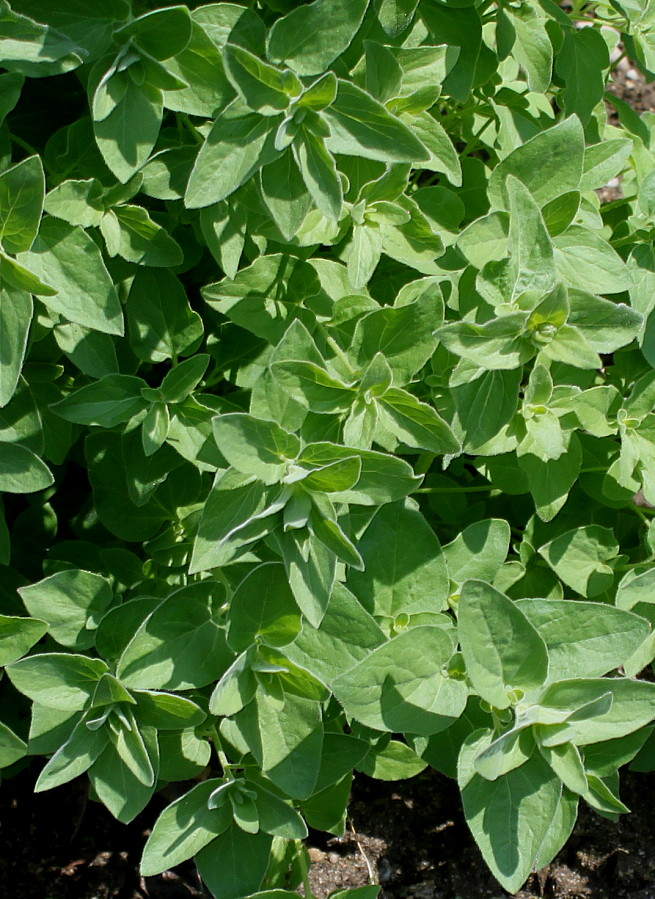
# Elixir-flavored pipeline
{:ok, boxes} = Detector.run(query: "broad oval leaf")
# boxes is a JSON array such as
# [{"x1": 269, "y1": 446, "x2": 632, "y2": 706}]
[{"x1": 458, "y1": 580, "x2": 549, "y2": 709}]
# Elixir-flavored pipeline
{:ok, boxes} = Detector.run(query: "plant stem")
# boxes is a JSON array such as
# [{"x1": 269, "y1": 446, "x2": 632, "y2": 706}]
[
  {"x1": 10, "y1": 133, "x2": 39, "y2": 156},
  {"x1": 297, "y1": 842, "x2": 313, "y2": 899},
  {"x1": 210, "y1": 725, "x2": 232, "y2": 774},
  {"x1": 417, "y1": 484, "x2": 495, "y2": 494}
]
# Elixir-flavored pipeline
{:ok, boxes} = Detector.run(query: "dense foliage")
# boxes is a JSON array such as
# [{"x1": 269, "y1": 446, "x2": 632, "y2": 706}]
[{"x1": 3, "y1": 0, "x2": 655, "y2": 894}]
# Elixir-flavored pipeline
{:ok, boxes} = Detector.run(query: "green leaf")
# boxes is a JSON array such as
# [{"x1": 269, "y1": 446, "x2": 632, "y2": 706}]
[
  {"x1": 35, "y1": 715, "x2": 109, "y2": 791},
  {"x1": 213, "y1": 413, "x2": 299, "y2": 484},
  {"x1": 580, "y1": 139, "x2": 633, "y2": 191},
  {"x1": 228, "y1": 562, "x2": 301, "y2": 652},
  {"x1": 537, "y1": 678, "x2": 655, "y2": 747},
  {"x1": 300, "y1": 443, "x2": 421, "y2": 505},
  {"x1": 293, "y1": 130, "x2": 343, "y2": 221},
  {"x1": 358, "y1": 739, "x2": 427, "y2": 780},
  {"x1": 277, "y1": 528, "x2": 337, "y2": 627},
  {"x1": 516, "y1": 599, "x2": 650, "y2": 681},
  {"x1": 141, "y1": 778, "x2": 231, "y2": 875},
  {"x1": 538, "y1": 525, "x2": 619, "y2": 598},
  {"x1": 191, "y1": 470, "x2": 281, "y2": 573},
  {"x1": 567, "y1": 290, "x2": 642, "y2": 353},
  {"x1": 324, "y1": 81, "x2": 429, "y2": 164},
  {"x1": 237, "y1": 685, "x2": 323, "y2": 798},
  {"x1": 0, "y1": 249, "x2": 56, "y2": 296},
  {"x1": 52, "y1": 375, "x2": 148, "y2": 428},
  {"x1": 0, "y1": 720, "x2": 27, "y2": 768},
  {"x1": 10, "y1": 0, "x2": 129, "y2": 60},
  {"x1": 0, "y1": 2, "x2": 84, "y2": 77},
  {"x1": 0, "y1": 442, "x2": 53, "y2": 494},
  {"x1": 616, "y1": 567, "x2": 655, "y2": 611},
  {"x1": 267, "y1": 0, "x2": 369, "y2": 76},
  {"x1": 436, "y1": 314, "x2": 533, "y2": 371},
  {"x1": 201, "y1": 254, "x2": 319, "y2": 344},
  {"x1": 347, "y1": 499, "x2": 449, "y2": 618},
  {"x1": 223, "y1": 44, "x2": 295, "y2": 116},
  {"x1": 271, "y1": 360, "x2": 353, "y2": 414},
  {"x1": 114, "y1": 6, "x2": 192, "y2": 60},
  {"x1": 379, "y1": 387, "x2": 460, "y2": 454},
  {"x1": 117, "y1": 582, "x2": 232, "y2": 690},
  {"x1": 89, "y1": 725, "x2": 159, "y2": 822},
  {"x1": 195, "y1": 827, "x2": 272, "y2": 899},
  {"x1": 107, "y1": 708, "x2": 155, "y2": 786},
  {"x1": 502, "y1": 5, "x2": 553, "y2": 93},
  {"x1": 254, "y1": 782, "x2": 307, "y2": 838},
  {"x1": 186, "y1": 104, "x2": 276, "y2": 208},
  {"x1": 350, "y1": 290, "x2": 440, "y2": 384},
  {"x1": 378, "y1": 0, "x2": 419, "y2": 37},
  {"x1": 472, "y1": 726, "x2": 535, "y2": 782},
  {"x1": 333, "y1": 625, "x2": 467, "y2": 735},
  {"x1": 555, "y1": 27, "x2": 609, "y2": 125},
  {"x1": 452, "y1": 368, "x2": 521, "y2": 452},
  {"x1": 442, "y1": 519, "x2": 510, "y2": 589},
  {"x1": 101, "y1": 205, "x2": 183, "y2": 267},
  {"x1": 18, "y1": 217, "x2": 124, "y2": 336},
  {"x1": 199, "y1": 201, "x2": 246, "y2": 279},
  {"x1": 0, "y1": 286, "x2": 32, "y2": 408},
  {"x1": 458, "y1": 580, "x2": 549, "y2": 709},
  {"x1": 0, "y1": 614, "x2": 47, "y2": 666},
  {"x1": 159, "y1": 354, "x2": 209, "y2": 405},
  {"x1": 162, "y1": 21, "x2": 233, "y2": 117},
  {"x1": 6, "y1": 652, "x2": 108, "y2": 711},
  {"x1": 94, "y1": 80, "x2": 163, "y2": 183},
  {"x1": 285, "y1": 584, "x2": 385, "y2": 685},
  {"x1": 133, "y1": 690, "x2": 206, "y2": 730},
  {"x1": 260, "y1": 150, "x2": 312, "y2": 240},
  {"x1": 310, "y1": 501, "x2": 364, "y2": 569},
  {"x1": 554, "y1": 227, "x2": 632, "y2": 295},
  {"x1": 507, "y1": 175, "x2": 556, "y2": 296},
  {"x1": 418, "y1": 4, "x2": 481, "y2": 102},
  {"x1": 518, "y1": 432, "x2": 582, "y2": 521},
  {"x1": 18, "y1": 569, "x2": 112, "y2": 650},
  {"x1": 0, "y1": 155, "x2": 44, "y2": 254},
  {"x1": 141, "y1": 403, "x2": 170, "y2": 457},
  {"x1": 488, "y1": 117, "x2": 585, "y2": 210},
  {"x1": 459, "y1": 732, "x2": 565, "y2": 894},
  {"x1": 127, "y1": 269, "x2": 203, "y2": 364}
]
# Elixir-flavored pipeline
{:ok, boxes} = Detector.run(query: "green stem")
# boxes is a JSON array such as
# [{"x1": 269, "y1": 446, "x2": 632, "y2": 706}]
[
  {"x1": 10, "y1": 133, "x2": 39, "y2": 156},
  {"x1": 210, "y1": 725, "x2": 232, "y2": 775},
  {"x1": 613, "y1": 561, "x2": 651, "y2": 572},
  {"x1": 416, "y1": 484, "x2": 496, "y2": 494},
  {"x1": 179, "y1": 113, "x2": 203, "y2": 145},
  {"x1": 322, "y1": 329, "x2": 354, "y2": 373},
  {"x1": 632, "y1": 504, "x2": 649, "y2": 525},
  {"x1": 460, "y1": 115, "x2": 495, "y2": 158},
  {"x1": 298, "y1": 842, "x2": 313, "y2": 899},
  {"x1": 632, "y1": 503, "x2": 655, "y2": 517}
]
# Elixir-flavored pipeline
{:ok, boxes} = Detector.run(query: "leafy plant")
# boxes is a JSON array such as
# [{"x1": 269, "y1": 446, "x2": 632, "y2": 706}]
[{"x1": 2, "y1": 0, "x2": 655, "y2": 895}]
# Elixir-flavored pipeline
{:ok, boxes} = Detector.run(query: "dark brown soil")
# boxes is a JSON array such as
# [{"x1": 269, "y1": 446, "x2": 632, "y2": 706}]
[{"x1": 3, "y1": 762, "x2": 655, "y2": 899}]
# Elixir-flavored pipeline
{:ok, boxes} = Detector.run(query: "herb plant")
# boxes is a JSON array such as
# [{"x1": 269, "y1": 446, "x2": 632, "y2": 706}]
[{"x1": 2, "y1": 0, "x2": 655, "y2": 894}]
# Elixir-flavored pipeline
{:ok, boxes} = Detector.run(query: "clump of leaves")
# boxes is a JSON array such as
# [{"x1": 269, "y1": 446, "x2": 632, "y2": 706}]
[{"x1": 2, "y1": 0, "x2": 655, "y2": 895}]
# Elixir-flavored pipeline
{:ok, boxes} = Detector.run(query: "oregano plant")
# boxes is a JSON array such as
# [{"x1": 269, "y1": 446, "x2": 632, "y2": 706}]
[{"x1": 2, "y1": 0, "x2": 655, "y2": 894}]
